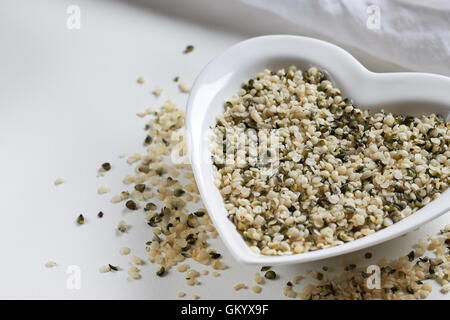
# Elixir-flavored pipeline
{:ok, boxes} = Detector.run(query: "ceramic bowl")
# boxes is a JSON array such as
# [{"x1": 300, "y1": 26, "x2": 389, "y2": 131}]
[{"x1": 185, "y1": 35, "x2": 450, "y2": 265}]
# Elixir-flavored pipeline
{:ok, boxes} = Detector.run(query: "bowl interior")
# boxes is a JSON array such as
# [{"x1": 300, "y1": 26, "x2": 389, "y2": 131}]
[{"x1": 186, "y1": 35, "x2": 450, "y2": 265}]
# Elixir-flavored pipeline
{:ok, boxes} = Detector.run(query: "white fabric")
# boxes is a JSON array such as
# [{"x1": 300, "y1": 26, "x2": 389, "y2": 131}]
[{"x1": 241, "y1": 0, "x2": 450, "y2": 76}]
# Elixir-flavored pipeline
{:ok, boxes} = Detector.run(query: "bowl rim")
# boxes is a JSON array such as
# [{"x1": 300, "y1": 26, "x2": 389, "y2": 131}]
[{"x1": 185, "y1": 35, "x2": 450, "y2": 265}]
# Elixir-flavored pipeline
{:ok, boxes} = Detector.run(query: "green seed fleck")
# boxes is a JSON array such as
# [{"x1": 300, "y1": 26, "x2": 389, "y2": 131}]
[
  {"x1": 407, "y1": 168, "x2": 417, "y2": 178},
  {"x1": 194, "y1": 210, "x2": 205, "y2": 217},
  {"x1": 186, "y1": 233, "x2": 197, "y2": 245},
  {"x1": 134, "y1": 184, "x2": 146, "y2": 192},
  {"x1": 156, "y1": 266, "x2": 165, "y2": 276},
  {"x1": 183, "y1": 45, "x2": 194, "y2": 54},
  {"x1": 264, "y1": 270, "x2": 277, "y2": 280},
  {"x1": 126, "y1": 200, "x2": 137, "y2": 210},
  {"x1": 337, "y1": 233, "x2": 349, "y2": 242},
  {"x1": 144, "y1": 202, "x2": 157, "y2": 211},
  {"x1": 429, "y1": 265, "x2": 435, "y2": 274},
  {"x1": 144, "y1": 135, "x2": 153, "y2": 145},
  {"x1": 101, "y1": 162, "x2": 111, "y2": 171},
  {"x1": 109, "y1": 264, "x2": 119, "y2": 271},
  {"x1": 344, "y1": 205, "x2": 356, "y2": 213},
  {"x1": 76, "y1": 214, "x2": 85, "y2": 225},
  {"x1": 138, "y1": 166, "x2": 150, "y2": 174},
  {"x1": 209, "y1": 252, "x2": 221, "y2": 259},
  {"x1": 174, "y1": 189, "x2": 185, "y2": 197}
]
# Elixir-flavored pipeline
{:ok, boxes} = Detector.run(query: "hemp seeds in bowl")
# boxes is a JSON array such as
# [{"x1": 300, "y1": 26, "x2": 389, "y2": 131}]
[{"x1": 209, "y1": 66, "x2": 450, "y2": 256}]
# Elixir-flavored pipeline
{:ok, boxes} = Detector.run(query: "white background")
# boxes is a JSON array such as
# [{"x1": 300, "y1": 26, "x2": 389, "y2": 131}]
[{"x1": 0, "y1": 0, "x2": 448, "y2": 299}]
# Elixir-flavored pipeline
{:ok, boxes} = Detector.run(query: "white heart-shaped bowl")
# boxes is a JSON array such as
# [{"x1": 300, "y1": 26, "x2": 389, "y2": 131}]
[{"x1": 186, "y1": 35, "x2": 450, "y2": 265}]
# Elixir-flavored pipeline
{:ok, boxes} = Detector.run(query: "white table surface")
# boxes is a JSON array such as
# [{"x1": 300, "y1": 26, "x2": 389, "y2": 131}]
[{"x1": 0, "y1": 0, "x2": 448, "y2": 299}]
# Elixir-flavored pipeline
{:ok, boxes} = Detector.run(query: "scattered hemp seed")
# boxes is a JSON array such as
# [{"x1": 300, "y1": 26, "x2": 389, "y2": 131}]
[
  {"x1": 178, "y1": 82, "x2": 191, "y2": 93},
  {"x1": 254, "y1": 273, "x2": 265, "y2": 285},
  {"x1": 297, "y1": 227, "x2": 450, "y2": 299},
  {"x1": 177, "y1": 264, "x2": 190, "y2": 272},
  {"x1": 261, "y1": 266, "x2": 271, "y2": 272},
  {"x1": 76, "y1": 214, "x2": 85, "y2": 225},
  {"x1": 173, "y1": 76, "x2": 179, "y2": 82},
  {"x1": 177, "y1": 292, "x2": 186, "y2": 298},
  {"x1": 186, "y1": 269, "x2": 200, "y2": 281},
  {"x1": 120, "y1": 247, "x2": 130, "y2": 255},
  {"x1": 131, "y1": 255, "x2": 144, "y2": 265},
  {"x1": 212, "y1": 260, "x2": 227, "y2": 270},
  {"x1": 99, "y1": 265, "x2": 111, "y2": 273},
  {"x1": 117, "y1": 220, "x2": 128, "y2": 233},
  {"x1": 183, "y1": 45, "x2": 194, "y2": 54},
  {"x1": 101, "y1": 162, "x2": 111, "y2": 171},
  {"x1": 234, "y1": 283, "x2": 247, "y2": 291},
  {"x1": 153, "y1": 86, "x2": 163, "y2": 97},
  {"x1": 97, "y1": 211, "x2": 104, "y2": 218},
  {"x1": 121, "y1": 191, "x2": 130, "y2": 200},
  {"x1": 252, "y1": 285, "x2": 262, "y2": 294},
  {"x1": 125, "y1": 200, "x2": 137, "y2": 210},
  {"x1": 102, "y1": 101, "x2": 229, "y2": 293},
  {"x1": 193, "y1": 295, "x2": 200, "y2": 300},
  {"x1": 45, "y1": 261, "x2": 57, "y2": 268},
  {"x1": 128, "y1": 267, "x2": 141, "y2": 279},
  {"x1": 365, "y1": 252, "x2": 373, "y2": 259},
  {"x1": 264, "y1": 270, "x2": 277, "y2": 280},
  {"x1": 137, "y1": 77, "x2": 145, "y2": 84},
  {"x1": 54, "y1": 177, "x2": 65, "y2": 186},
  {"x1": 98, "y1": 186, "x2": 109, "y2": 194}
]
